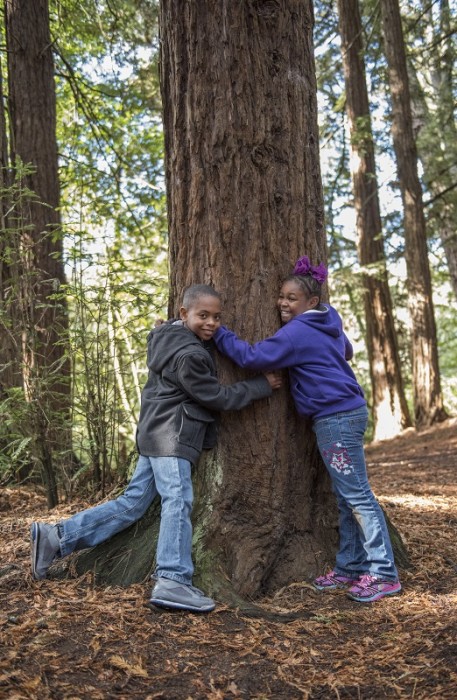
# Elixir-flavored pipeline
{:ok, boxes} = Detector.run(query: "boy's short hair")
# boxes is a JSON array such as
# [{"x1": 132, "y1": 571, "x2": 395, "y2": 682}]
[{"x1": 182, "y1": 284, "x2": 221, "y2": 309}]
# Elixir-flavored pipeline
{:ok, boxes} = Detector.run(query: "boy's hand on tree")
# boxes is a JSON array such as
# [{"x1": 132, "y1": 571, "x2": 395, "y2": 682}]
[{"x1": 265, "y1": 372, "x2": 282, "y2": 390}]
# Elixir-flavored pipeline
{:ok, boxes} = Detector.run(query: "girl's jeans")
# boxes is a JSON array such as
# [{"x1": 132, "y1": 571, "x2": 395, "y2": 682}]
[
  {"x1": 313, "y1": 406, "x2": 398, "y2": 581},
  {"x1": 59, "y1": 455, "x2": 194, "y2": 585}
]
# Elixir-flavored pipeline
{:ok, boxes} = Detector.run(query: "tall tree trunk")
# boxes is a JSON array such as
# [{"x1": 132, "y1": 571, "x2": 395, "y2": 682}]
[
  {"x1": 380, "y1": 0, "x2": 447, "y2": 427},
  {"x1": 0, "y1": 55, "x2": 21, "y2": 394},
  {"x1": 57, "y1": 0, "x2": 407, "y2": 597},
  {"x1": 337, "y1": 0, "x2": 411, "y2": 440},
  {"x1": 5, "y1": 0, "x2": 71, "y2": 506},
  {"x1": 408, "y1": 0, "x2": 457, "y2": 300},
  {"x1": 160, "y1": 0, "x2": 337, "y2": 598}
]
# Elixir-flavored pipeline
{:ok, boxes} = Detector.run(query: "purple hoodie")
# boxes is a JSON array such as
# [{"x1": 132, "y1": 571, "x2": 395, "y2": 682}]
[{"x1": 214, "y1": 305, "x2": 366, "y2": 420}]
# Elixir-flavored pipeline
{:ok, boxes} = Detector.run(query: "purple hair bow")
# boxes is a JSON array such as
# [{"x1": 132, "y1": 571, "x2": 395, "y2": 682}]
[{"x1": 293, "y1": 255, "x2": 328, "y2": 284}]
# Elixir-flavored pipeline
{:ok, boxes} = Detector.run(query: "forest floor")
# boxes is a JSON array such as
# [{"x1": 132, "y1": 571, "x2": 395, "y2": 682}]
[{"x1": 1, "y1": 418, "x2": 456, "y2": 700}]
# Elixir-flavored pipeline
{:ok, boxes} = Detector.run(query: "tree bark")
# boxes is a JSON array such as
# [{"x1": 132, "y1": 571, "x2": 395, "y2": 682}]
[
  {"x1": 158, "y1": 0, "x2": 339, "y2": 598},
  {"x1": 380, "y1": 0, "x2": 447, "y2": 427},
  {"x1": 59, "y1": 0, "x2": 407, "y2": 599},
  {"x1": 4, "y1": 0, "x2": 71, "y2": 504},
  {"x1": 0, "y1": 55, "x2": 21, "y2": 395},
  {"x1": 407, "y1": 0, "x2": 457, "y2": 300},
  {"x1": 337, "y1": 0, "x2": 411, "y2": 441}
]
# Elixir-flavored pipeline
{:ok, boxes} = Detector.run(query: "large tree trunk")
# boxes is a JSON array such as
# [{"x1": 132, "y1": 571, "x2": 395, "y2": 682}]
[
  {"x1": 55, "y1": 0, "x2": 409, "y2": 598},
  {"x1": 4, "y1": 0, "x2": 71, "y2": 506},
  {"x1": 380, "y1": 0, "x2": 447, "y2": 428},
  {"x1": 337, "y1": 0, "x2": 411, "y2": 441},
  {"x1": 160, "y1": 0, "x2": 336, "y2": 598}
]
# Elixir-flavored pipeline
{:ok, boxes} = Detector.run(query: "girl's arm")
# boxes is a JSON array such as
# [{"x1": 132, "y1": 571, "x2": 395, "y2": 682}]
[
  {"x1": 343, "y1": 333, "x2": 354, "y2": 361},
  {"x1": 213, "y1": 325, "x2": 296, "y2": 371}
]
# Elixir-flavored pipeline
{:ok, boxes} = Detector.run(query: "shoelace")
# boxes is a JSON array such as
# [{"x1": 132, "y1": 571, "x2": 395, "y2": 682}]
[
  {"x1": 354, "y1": 574, "x2": 380, "y2": 591},
  {"x1": 188, "y1": 584, "x2": 207, "y2": 596}
]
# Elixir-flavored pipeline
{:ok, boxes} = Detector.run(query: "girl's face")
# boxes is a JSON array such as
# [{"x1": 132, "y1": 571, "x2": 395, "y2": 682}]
[{"x1": 277, "y1": 280, "x2": 319, "y2": 324}]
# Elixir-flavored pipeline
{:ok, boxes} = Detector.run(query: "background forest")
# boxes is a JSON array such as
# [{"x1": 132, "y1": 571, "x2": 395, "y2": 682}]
[{"x1": 0, "y1": 0, "x2": 456, "y2": 508}]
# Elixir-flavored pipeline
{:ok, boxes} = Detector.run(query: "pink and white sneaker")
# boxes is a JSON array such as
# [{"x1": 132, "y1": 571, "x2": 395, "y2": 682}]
[
  {"x1": 313, "y1": 569, "x2": 360, "y2": 591},
  {"x1": 347, "y1": 574, "x2": 402, "y2": 602}
]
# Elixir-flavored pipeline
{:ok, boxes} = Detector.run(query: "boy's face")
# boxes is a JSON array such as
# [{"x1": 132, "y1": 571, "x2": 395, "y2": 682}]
[
  {"x1": 180, "y1": 294, "x2": 222, "y2": 341},
  {"x1": 277, "y1": 280, "x2": 319, "y2": 323}
]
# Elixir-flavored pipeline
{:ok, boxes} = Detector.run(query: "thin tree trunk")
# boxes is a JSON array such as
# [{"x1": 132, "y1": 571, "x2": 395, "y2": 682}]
[
  {"x1": 5, "y1": 0, "x2": 71, "y2": 505},
  {"x1": 408, "y1": 0, "x2": 457, "y2": 300},
  {"x1": 0, "y1": 54, "x2": 21, "y2": 394},
  {"x1": 337, "y1": 0, "x2": 411, "y2": 440},
  {"x1": 380, "y1": 0, "x2": 447, "y2": 427}
]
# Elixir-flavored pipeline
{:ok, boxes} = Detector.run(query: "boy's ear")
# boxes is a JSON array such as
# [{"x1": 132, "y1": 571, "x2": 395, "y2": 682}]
[{"x1": 179, "y1": 306, "x2": 187, "y2": 320}]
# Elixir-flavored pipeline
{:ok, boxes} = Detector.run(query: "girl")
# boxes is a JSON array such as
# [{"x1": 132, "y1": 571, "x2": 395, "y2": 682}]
[{"x1": 213, "y1": 256, "x2": 401, "y2": 603}]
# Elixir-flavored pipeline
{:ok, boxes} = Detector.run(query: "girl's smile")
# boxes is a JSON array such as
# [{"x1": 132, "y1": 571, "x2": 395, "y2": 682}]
[{"x1": 277, "y1": 280, "x2": 319, "y2": 323}]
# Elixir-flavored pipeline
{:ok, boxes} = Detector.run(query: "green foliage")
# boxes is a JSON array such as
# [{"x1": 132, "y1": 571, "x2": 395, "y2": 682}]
[
  {"x1": 66, "y1": 231, "x2": 168, "y2": 494},
  {"x1": 2, "y1": 0, "x2": 455, "y2": 498},
  {"x1": 314, "y1": 0, "x2": 456, "y2": 427},
  {"x1": 46, "y1": 0, "x2": 169, "y2": 491},
  {"x1": 1, "y1": 1, "x2": 169, "y2": 494},
  {"x1": 0, "y1": 162, "x2": 70, "y2": 500},
  {"x1": 51, "y1": 0, "x2": 165, "y2": 234},
  {"x1": 0, "y1": 387, "x2": 33, "y2": 480}
]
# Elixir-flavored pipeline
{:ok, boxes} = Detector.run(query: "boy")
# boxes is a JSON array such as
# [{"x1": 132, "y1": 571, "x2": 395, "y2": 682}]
[{"x1": 31, "y1": 285, "x2": 280, "y2": 612}]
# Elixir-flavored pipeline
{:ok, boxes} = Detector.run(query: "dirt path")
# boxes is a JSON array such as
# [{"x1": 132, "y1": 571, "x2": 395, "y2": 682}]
[{"x1": 1, "y1": 419, "x2": 456, "y2": 699}]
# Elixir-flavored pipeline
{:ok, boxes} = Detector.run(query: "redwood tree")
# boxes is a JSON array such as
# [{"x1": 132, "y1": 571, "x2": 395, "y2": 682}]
[
  {"x1": 0, "y1": 59, "x2": 18, "y2": 394},
  {"x1": 58, "y1": 0, "x2": 408, "y2": 597},
  {"x1": 380, "y1": 0, "x2": 447, "y2": 427},
  {"x1": 337, "y1": 0, "x2": 411, "y2": 440},
  {"x1": 159, "y1": 0, "x2": 336, "y2": 598},
  {"x1": 406, "y1": 0, "x2": 457, "y2": 300},
  {"x1": 4, "y1": 0, "x2": 70, "y2": 505}
]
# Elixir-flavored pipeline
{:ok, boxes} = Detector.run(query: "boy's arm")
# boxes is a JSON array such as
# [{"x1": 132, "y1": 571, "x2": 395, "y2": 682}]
[
  {"x1": 176, "y1": 353, "x2": 273, "y2": 412},
  {"x1": 213, "y1": 326, "x2": 296, "y2": 371}
]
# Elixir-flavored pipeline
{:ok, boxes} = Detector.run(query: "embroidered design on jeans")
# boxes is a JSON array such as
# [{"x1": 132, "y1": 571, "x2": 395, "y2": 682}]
[{"x1": 323, "y1": 442, "x2": 353, "y2": 475}]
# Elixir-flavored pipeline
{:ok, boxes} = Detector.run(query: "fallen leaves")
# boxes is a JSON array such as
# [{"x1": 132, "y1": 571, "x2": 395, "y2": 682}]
[
  {"x1": 1, "y1": 419, "x2": 457, "y2": 698},
  {"x1": 108, "y1": 655, "x2": 149, "y2": 678}
]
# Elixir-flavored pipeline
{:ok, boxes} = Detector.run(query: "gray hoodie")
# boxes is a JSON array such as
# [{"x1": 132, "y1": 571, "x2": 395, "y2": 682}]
[{"x1": 136, "y1": 322, "x2": 272, "y2": 465}]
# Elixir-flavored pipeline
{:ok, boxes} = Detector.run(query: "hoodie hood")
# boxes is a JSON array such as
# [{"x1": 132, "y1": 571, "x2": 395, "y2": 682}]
[
  {"x1": 292, "y1": 304, "x2": 342, "y2": 338},
  {"x1": 146, "y1": 321, "x2": 206, "y2": 373}
]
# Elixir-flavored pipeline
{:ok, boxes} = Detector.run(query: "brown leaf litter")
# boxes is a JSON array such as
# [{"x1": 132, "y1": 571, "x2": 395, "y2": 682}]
[{"x1": 1, "y1": 418, "x2": 456, "y2": 699}]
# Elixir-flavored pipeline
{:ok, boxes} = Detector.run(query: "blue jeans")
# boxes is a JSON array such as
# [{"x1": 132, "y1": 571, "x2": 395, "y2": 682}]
[
  {"x1": 59, "y1": 455, "x2": 194, "y2": 585},
  {"x1": 313, "y1": 407, "x2": 398, "y2": 581}
]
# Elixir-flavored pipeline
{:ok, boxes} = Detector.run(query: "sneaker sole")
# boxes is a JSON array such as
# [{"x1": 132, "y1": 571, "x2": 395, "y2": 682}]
[
  {"x1": 348, "y1": 585, "x2": 402, "y2": 603},
  {"x1": 314, "y1": 580, "x2": 358, "y2": 591},
  {"x1": 313, "y1": 582, "x2": 357, "y2": 591},
  {"x1": 149, "y1": 597, "x2": 215, "y2": 613}
]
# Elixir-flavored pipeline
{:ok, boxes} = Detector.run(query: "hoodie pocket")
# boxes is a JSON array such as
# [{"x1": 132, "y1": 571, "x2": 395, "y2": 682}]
[{"x1": 179, "y1": 403, "x2": 215, "y2": 451}]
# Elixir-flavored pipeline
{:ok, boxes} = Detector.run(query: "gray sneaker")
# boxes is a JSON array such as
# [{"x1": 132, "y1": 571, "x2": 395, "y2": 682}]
[
  {"x1": 150, "y1": 577, "x2": 216, "y2": 612},
  {"x1": 30, "y1": 522, "x2": 60, "y2": 580}
]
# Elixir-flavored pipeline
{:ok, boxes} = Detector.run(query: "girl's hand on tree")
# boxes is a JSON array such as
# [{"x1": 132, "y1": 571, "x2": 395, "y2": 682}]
[{"x1": 265, "y1": 371, "x2": 282, "y2": 390}]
